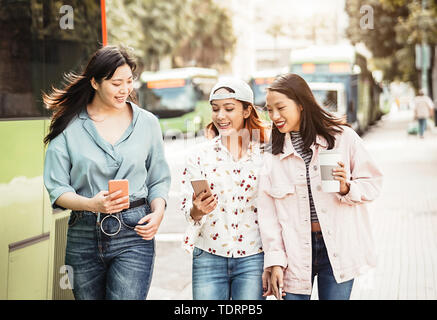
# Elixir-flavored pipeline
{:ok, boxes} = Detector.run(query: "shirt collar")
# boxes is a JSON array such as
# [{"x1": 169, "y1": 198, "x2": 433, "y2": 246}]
[
  {"x1": 79, "y1": 102, "x2": 140, "y2": 160},
  {"x1": 210, "y1": 134, "x2": 262, "y2": 160},
  {"x1": 78, "y1": 101, "x2": 139, "y2": 122}
]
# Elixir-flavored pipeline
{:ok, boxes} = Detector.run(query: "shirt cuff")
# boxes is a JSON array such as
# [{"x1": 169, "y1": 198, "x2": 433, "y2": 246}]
[
  {"x1": 263, "y1": 250, "x2": 288, "y2": 269},
  {"x1": 147, "y1": 190, "x2": 169, "y2": 208},
  {"x1": 185, "y1": 210, "x2": 207, "y2": 227},
  {"x1": 335, "y1": 181, "x2": 361, "y2": 205},
  {"x1": 49, "y1": 186, "x2": 76, "y2": 209}
]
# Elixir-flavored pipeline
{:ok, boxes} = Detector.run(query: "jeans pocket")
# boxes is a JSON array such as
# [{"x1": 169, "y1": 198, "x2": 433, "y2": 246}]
[
  {"x1": 68, "y1": 212, "x2": 82, "y2": 228},
  {"x1": 192, "y1": 247, "x2": 206, "y2": 258},
  {"x1": 120, "y1": 206, "x2": 149, "y2": 229}
]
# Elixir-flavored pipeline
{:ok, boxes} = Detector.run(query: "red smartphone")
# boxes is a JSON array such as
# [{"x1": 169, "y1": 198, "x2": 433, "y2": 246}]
[{"x1": 108, "y1": 179, "x2": 129, "y2": 209}]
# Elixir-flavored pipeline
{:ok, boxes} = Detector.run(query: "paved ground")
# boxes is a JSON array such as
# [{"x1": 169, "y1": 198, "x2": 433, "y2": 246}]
[{"x1": 147, "y1": 108, "x2": 437, "y2": 300}]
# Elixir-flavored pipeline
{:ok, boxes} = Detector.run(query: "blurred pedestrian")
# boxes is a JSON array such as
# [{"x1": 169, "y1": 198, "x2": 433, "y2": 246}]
[
  {"x1": 258, "y1": 73, "x2": 383, "y2": 300},
  {"x1": 412, "y1": 89, "x2": 434, "y2": 138},
  {"x1": 179, "y1": 78, "x2": 270, "y2": 300},
  {"x1": 43, "y1": 45, "x2": 171, "y2": 300}
]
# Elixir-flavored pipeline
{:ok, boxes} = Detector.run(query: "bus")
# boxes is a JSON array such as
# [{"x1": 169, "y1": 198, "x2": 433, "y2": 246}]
[
  {"x1": 0, "y1": 0, "x2": 105, "y2": 299},
  {"x1": 309, "y1": 82, "x2": 348, "y2": 122},
  {"x1": 137, "y1": 68, "x2": 219, "y2": 137},
  {"x1": 290, "y1": 44, "x2": 382, "y2": 134},
  {"x1": 248, "y1": 69, "x2": 282, "y2": 109}
]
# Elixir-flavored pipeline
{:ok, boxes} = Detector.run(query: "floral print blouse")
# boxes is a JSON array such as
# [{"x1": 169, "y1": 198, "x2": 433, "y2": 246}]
[{"x1": 180, "y1": 136, "x2": 264, "y2": 258}]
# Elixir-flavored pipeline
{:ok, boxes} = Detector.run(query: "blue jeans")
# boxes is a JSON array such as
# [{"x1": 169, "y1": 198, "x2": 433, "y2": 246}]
[
  {"x1": 284, "y1": 232, "x2": 354, "y2": 300},
  {"x1": 65, "y1": 203, "x2": 155, "y2": 300},
  {"x1": 192, "y1": 248, "x2": 265, "y2": 300},
  {"x1": 418, "y1": 118, "x2": 427, "y2": 137}
]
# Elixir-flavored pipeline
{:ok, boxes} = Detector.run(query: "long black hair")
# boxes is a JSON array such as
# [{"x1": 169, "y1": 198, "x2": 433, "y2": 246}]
[
  {"x1": 268, "y1": 73, "x2": 349, "y2": 155},
  {"x1": 43, "y1": 45, "x2": 137, "y2": 145}
]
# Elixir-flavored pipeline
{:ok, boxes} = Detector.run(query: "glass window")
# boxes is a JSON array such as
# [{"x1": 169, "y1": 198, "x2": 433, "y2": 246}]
[
  {"x1": 313, "y1": 90, "x2": 338, "y2": 113},
  {"x1": 0, "y1": 0, "x2": 102, "y2": 119},
  {"x1": 140, "y1": 85, "x2": 197, "y2": 118}
]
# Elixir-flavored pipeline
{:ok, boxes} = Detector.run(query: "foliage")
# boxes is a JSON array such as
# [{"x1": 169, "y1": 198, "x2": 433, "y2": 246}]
[
  {"x1": 345, "y1": 0, "x2": 437, "y2": 89},
  {"x1": 174, "y1": 0, "x2": 236, "y2": 68},
  {"x1": 106, "y1": 0, "x2": 236, "y2": 72}
]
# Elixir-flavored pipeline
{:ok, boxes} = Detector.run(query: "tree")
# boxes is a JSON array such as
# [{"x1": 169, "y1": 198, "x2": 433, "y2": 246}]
[
  {"x1": 173, "y1": 0, "x2": 236, "y2": 69},
  {"x1": 106, "y1": 0, "x2": 236, "y2": 72},
  {"x1": 345, "y1": 0, "x2": 437, "y2": 90},
  {"x1": 106, "y1": 0, "x2": 192, "y2": 71}
]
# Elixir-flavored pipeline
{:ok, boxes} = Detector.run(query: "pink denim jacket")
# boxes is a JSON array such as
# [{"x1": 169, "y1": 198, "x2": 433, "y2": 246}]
[{"x1": 257, "y1": 126, "x2": 383, "y2": 295}]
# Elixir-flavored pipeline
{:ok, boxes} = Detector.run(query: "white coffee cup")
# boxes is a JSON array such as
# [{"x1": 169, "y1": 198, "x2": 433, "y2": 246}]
[{"x1": 318, "y1": 150, "x2": 341, "y2": 192}]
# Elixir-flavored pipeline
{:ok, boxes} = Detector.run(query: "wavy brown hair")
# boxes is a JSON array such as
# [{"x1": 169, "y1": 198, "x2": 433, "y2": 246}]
[
  {"x1": 268, "y1": 73, "x2": 349, "y2": 155},
  {"x1": 205, "y1": 87, "x2": 268, "y2": 144},
  {"x1": 43, "y1": 45, "x2": 137, "y2": 145}
]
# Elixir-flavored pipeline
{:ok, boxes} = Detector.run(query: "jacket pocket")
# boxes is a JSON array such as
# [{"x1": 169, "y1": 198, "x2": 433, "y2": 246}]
[{"x1": 265, "y1": 185, "x2": 296, "y2": 199}]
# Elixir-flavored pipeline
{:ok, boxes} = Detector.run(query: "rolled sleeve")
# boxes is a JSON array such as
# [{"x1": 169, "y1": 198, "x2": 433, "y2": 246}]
[
  {"x1": 43, "y1": 133, "x2": 75, "y2": 209},
  {"x1": 336, "y1": 130, "x2": 383, "y2": 206}
]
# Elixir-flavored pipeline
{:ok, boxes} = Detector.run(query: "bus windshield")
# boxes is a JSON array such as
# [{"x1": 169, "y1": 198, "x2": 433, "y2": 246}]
[
  {"x1": 312, "y1": 89, "x2": 338, "y2": 113},
  {"x1": 250, "y1": 77, "x2": 276, "y2": 107},
  {"x1": 252, "y1": 83, "x2": 270, "y2": 106},
  {"x1": 141, "y1": 84, "x2": 197, "y2": 118}
]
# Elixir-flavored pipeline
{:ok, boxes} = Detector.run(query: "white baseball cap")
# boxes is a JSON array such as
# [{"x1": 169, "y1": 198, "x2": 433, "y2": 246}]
[{"x1": 209, "y1": 77, "x2": 254, "y2": 105}]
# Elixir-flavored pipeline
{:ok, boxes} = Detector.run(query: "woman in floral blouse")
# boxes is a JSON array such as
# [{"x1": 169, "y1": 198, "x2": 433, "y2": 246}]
[{"x1": 180, "y1": 78, "x2": 269, "y2": 300}]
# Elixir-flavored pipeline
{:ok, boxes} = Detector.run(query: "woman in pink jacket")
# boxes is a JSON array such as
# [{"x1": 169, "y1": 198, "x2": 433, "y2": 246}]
[{"x1": 258, "y1": 73, "x2": 383, "y2": 300}]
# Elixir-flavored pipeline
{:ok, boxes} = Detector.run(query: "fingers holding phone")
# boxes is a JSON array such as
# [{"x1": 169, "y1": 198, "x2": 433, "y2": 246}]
[
  {"x1": 191, "y1": 191, "x2": 217, "y2": 221},
  {"x1": 90, "y1": 190, "x2": 129, "y2": 214},
  {"x1": 190, "y1": 179, "x2": 217, "y2": 221},
  {"x1": 89, "y1": 179, "x2": 130, "y2": 214}
]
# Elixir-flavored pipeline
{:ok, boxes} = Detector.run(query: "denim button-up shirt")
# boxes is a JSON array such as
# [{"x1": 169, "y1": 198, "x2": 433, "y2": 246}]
[{"x1": 44, "y1": 102, "x2": 171, "y2": 209}]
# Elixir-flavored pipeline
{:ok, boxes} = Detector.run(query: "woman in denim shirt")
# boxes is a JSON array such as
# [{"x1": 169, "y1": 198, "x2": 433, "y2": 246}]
[{"x1": 43, "y1": 46, "x2": 171, "y2": 300}]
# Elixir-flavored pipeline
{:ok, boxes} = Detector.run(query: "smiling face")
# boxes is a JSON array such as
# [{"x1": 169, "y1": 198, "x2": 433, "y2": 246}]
[
  {"x1": 211, "y1": 88, "x2": 251, "y2": 137},
  {"x1": 91, "y1": 64, "x2": 134, "y2": 110},
  {"x1": 266, "y1": 89, "x2": 303, "y2": 133}
]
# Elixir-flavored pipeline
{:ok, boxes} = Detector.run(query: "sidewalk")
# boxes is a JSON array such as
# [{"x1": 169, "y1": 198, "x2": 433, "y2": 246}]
[
  {"x1": 147, "y1": 109, "x2": 437, "y2": 300},
  {"x1": 350, "y1": 109, "x2": 437, "y2": 300}
]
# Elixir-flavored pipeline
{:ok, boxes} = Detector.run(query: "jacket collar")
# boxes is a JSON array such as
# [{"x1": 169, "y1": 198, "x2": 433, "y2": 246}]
[{"x1": 279, "y1": 132, "x2": 328, "y2": 160}]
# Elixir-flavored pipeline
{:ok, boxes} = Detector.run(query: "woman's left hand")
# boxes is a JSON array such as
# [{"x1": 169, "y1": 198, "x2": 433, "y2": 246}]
[
  {"x1": 262, "y1": 269, "x2": 273, "y2": 297},
  {"x1": 135, "y1": 208, "x2": 164, "y2": 240},
  {"x1": 333, "y1": 161, "x2": 350, "y2": 195}
]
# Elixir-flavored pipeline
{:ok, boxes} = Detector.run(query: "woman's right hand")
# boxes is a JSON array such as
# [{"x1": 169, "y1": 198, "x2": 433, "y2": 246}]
[
  {"x1": 271, "y1": 265, "x2": 286, "y2": 300},
  {"x1": 190, "y1": 191, "x2": 217, "y2": 222},
  {"x1": 88, "y1": 190, "x2": 129, "y2": 214}
]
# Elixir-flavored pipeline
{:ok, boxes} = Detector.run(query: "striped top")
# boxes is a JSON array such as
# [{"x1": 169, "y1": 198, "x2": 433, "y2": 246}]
[{"x1": 290, "y1": 132, "x2": 319, "y2": 223}]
